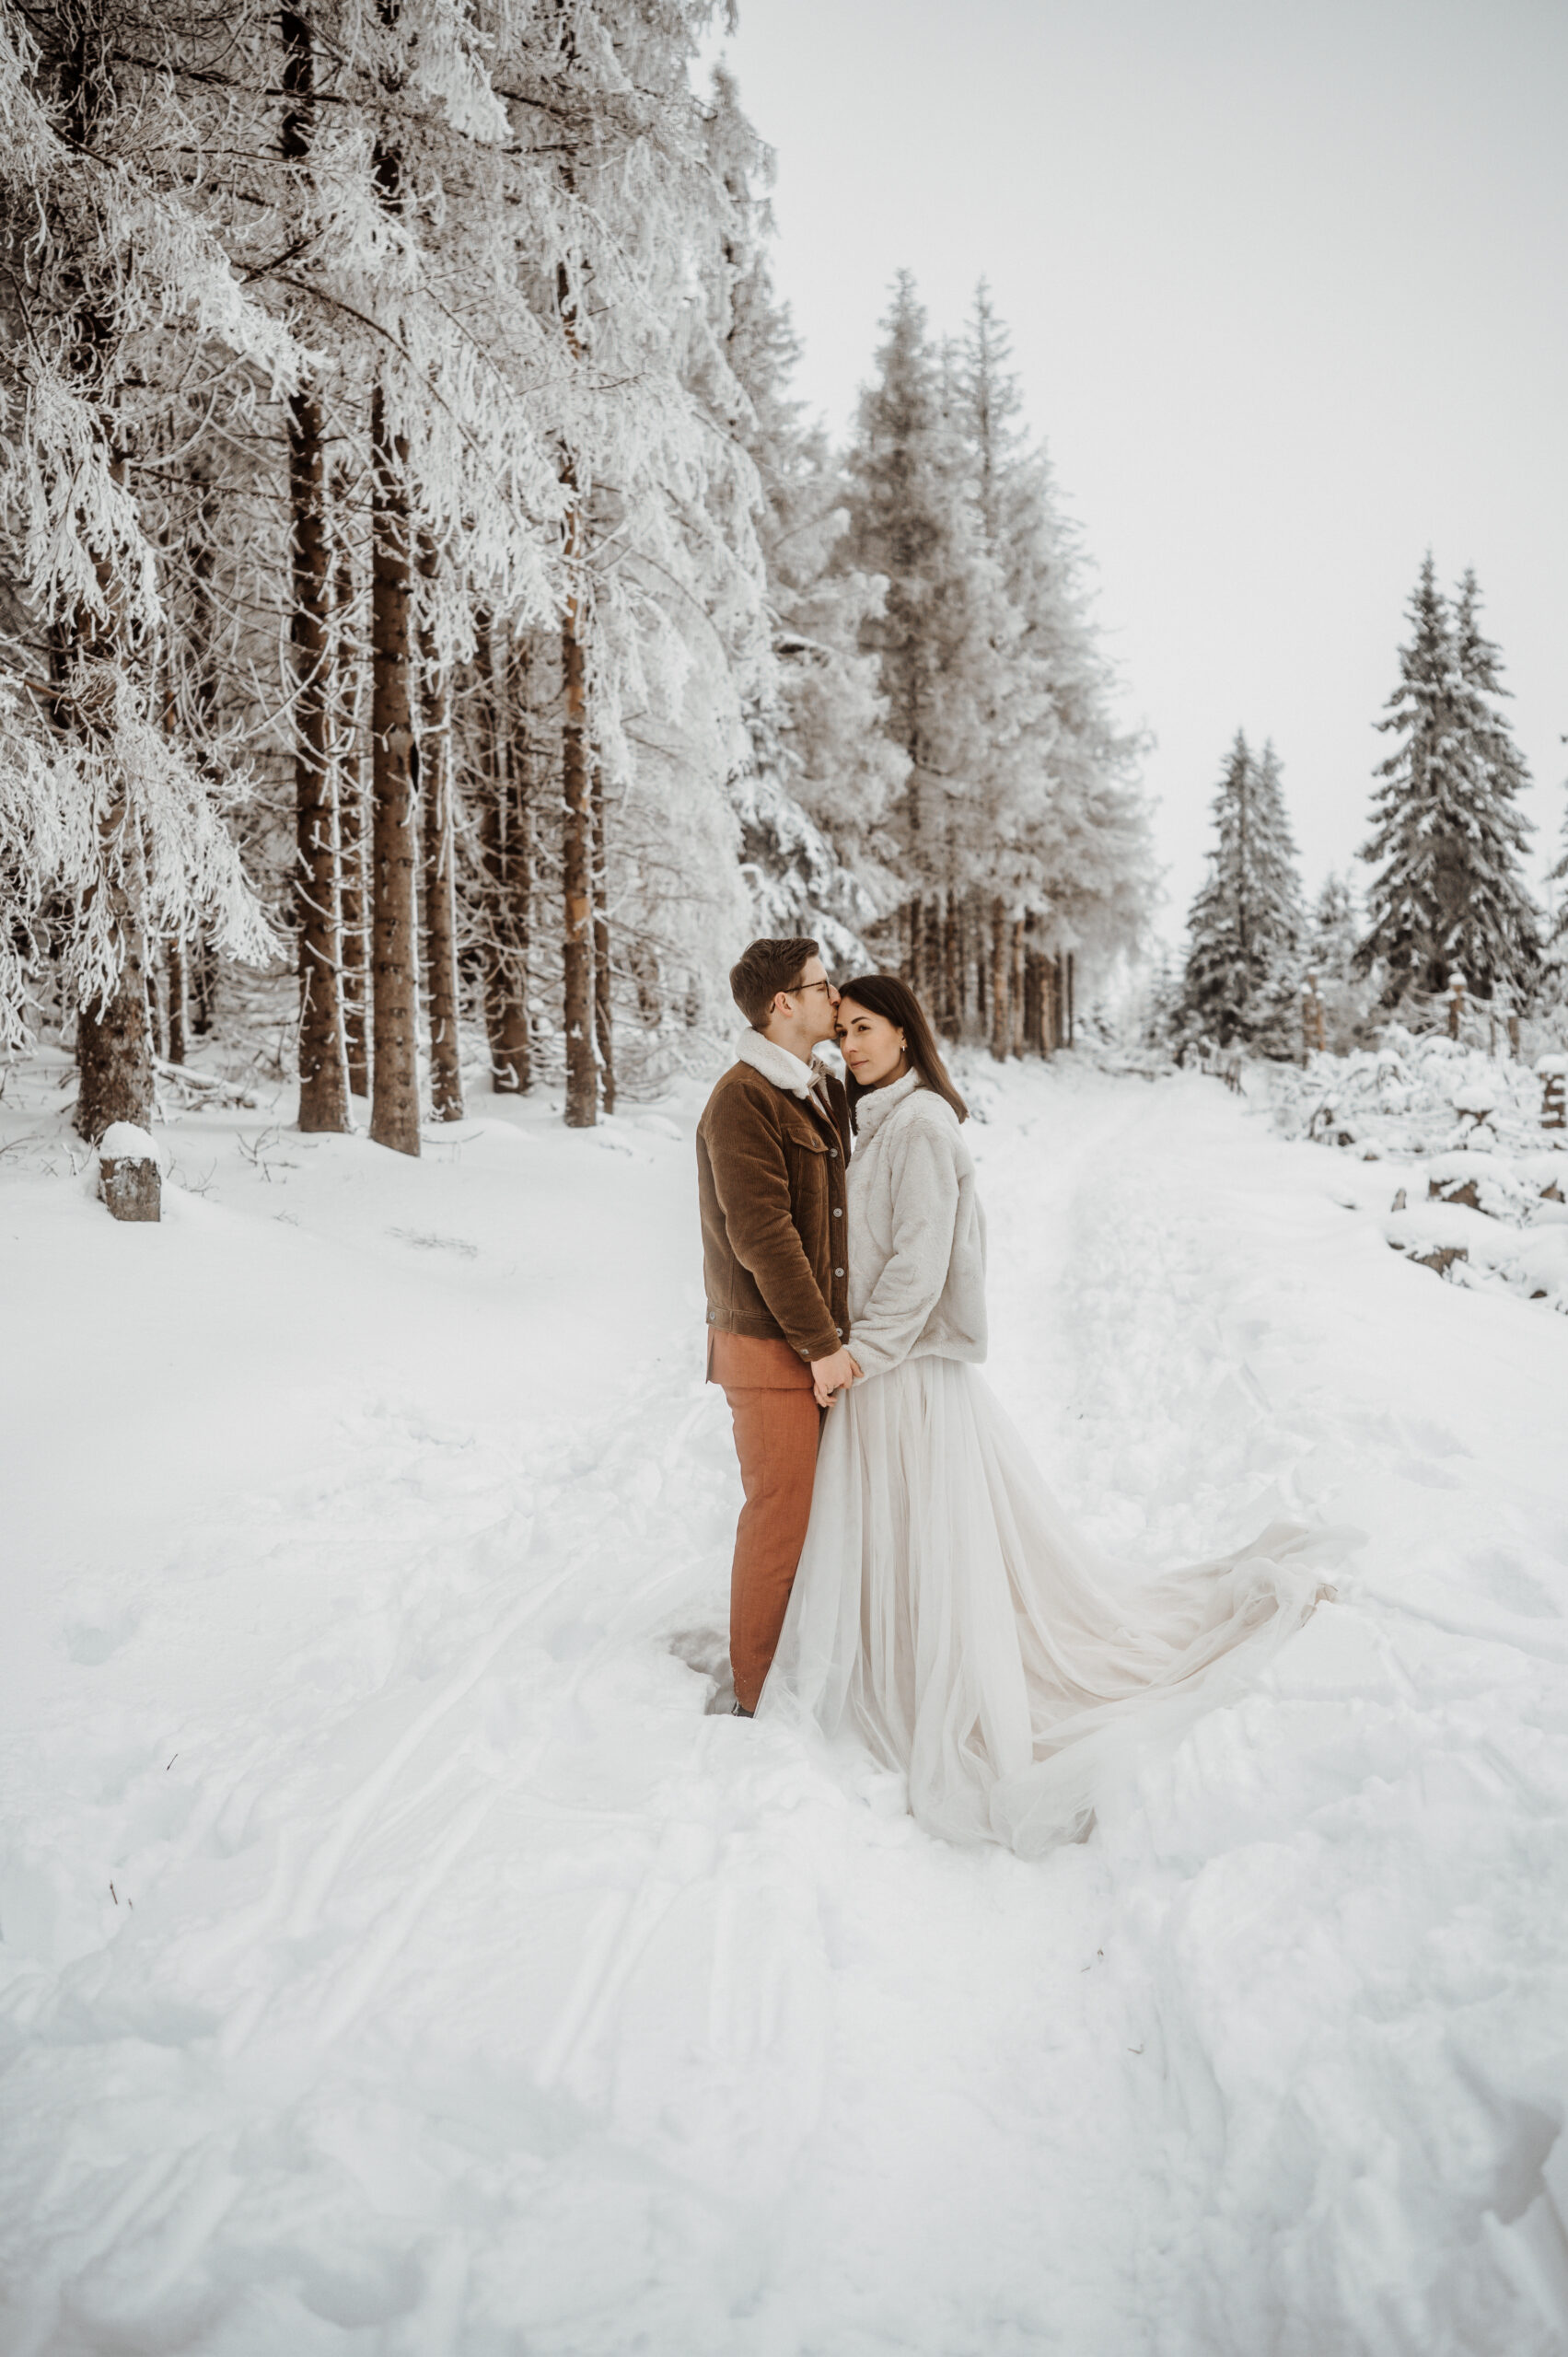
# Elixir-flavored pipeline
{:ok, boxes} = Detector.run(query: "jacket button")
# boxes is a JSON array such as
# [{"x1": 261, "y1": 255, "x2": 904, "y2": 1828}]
[
  {"x1": 828, "y1": 1148, "x2": 837, "y2": 1159},
  {"x1": 832, "y1": 1207, "x2": 842, "y2": 1218},
  {"x1": 835, "y1": 1327, "x2": 843, "y2": 1338},
  {"x1": 834, "y1": 1267, "x2": 843, "y2": 1277}
]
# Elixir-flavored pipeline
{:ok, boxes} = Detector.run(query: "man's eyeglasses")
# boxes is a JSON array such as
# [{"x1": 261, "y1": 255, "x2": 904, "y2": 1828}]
[{"x1": 793, "y1": 978, "x2": 835, "y2": 997}]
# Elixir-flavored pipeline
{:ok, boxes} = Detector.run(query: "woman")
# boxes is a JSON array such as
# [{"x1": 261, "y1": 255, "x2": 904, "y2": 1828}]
[{"x1": 758, "y1": 973, "x2": 1341, "y2": 1856}]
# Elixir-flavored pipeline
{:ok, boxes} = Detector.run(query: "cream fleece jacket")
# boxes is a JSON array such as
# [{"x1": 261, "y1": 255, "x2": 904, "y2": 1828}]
[{"x1": 845, "y1": 1071, "x2": 987, "y2": 1380}]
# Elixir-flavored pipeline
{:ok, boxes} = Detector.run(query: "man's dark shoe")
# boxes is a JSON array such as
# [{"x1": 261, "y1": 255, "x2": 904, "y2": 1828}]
[{"x1": 731, "y1": 1701, "x2": 754, "y2": 1719}]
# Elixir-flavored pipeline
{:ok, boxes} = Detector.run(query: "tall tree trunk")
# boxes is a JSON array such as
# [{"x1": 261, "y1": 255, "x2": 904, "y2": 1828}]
[
  {"x1": 988, "y1": 897, "x2": 1011, "y2": 1062},
  {"x1": 75, "y1": 823, "x2": 155, "y2": 1140},
  {"x1": 188, "y1": 941, "x2": 215, "y2": 1037},
  {"x1": 418, "y1": 533, "x2": 463, "y2": 1122},
  {"x1": 628, "y1": 933, "x2": 661, "y2": 1026},
  {"x1": 476, "y1": 612, "x2": 531, "y2": 1092},
  {"x1": 282, "y1": 9, "x2": 350, "y2": 1134},
  {"x1": 1009, "y1": 918, "x2": 1026, "y2": 1057},
  {"x1": 974, "y1": 896, "x2": 987, "y2": 1027},
  {"x1": 941, "y1": 890, "x2": 959, "y2": 1036},
  {"x1": 166, "y1": 940, "x2": 187, "y2": 1066},
  {"x1": 368, "y1": 382, "x2": 421, "y2": 1156},
  {"x1": 561, "y1": 475, "x2": 597, "y2": 1128},
  {"x1": 334, "y1": 508, "x2": 371, "y2": 1097},
  {"x1": 288, "y1": 378, "x2": 350, "y2": 1132},
  {"x1": 591, "y1": 753, "x2": 614, "y2": 1114},
  {"x1": 52, "y1": 24, "x2": 153, "y2": 1145},
  {"x1": 1067, "y1": 949, "x2": 1076, "y2": 1048},
  {"x1": 64, "y1": 628, "x2": 154, "y2": 1140}
]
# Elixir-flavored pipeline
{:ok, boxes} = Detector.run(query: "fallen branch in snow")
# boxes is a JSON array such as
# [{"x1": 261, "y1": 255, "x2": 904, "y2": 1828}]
[{"x1": 153, "y1": 1059, "x2": 259, "y2": 1111}]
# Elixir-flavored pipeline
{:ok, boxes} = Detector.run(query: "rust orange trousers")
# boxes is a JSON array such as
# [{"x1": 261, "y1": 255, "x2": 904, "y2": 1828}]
[{"x1": 708, "y1": 1329, "x2": 823, "y2": 1713}]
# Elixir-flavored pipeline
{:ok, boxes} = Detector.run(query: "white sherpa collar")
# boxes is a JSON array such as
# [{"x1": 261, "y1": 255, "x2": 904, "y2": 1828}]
[
  {"x1": 854, "y1": 1067, "x2": 923, "y2": 1140},
  {"x1": 734, "y1": 1028, "x2": 829, "y2": 1100}
]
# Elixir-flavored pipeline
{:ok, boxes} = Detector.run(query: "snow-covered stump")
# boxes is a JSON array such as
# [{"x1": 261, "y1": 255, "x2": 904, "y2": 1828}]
[
  {"x1": 1539, "y1": 1055, "x2": 1567, "y2": 1132},
  {"x1": 99, "y1": 1123, "x2": 161, "y2": 1223},
  {"x1": 1446, "y1": 969, "x2": 1466, "y2": 1040}
]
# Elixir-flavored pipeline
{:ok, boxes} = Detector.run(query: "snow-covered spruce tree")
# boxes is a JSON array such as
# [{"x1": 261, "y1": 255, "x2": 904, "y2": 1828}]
[
  {"x1": 543, "y1": 14, "x2": 780, "y2": 1100},
  {"x1": 841, "y1": 273, "x2": 1014, "y2": 1011},
  {"x1": 1548, "y1": 772, "x2": 1568, "y2": 978},
  {"x1": 956, "y1": 283, "x2": 1153, "y2": 1056},
  {"x1": 1179, "y1": 732, "x2": 1305, "y2": 1052},
  {"x1": 1357, "y1": 557, "x2": 1539, "y2": 1005},
  {"x1": 704, "y1": 66, "x2": 905, "y2": 970},
  {"x1": 0, "y1": 0, "x2": 285, "y2": 1131},
  {"x1": 1308, "y1": 870, "x2": 1359, "y2": 979},
  {"x1": 239, "y1": 0, "x2": 770, "y2": 1128},
  {"x1": 1304, "y1": 871, "x2": 1375, "y2": 1052}
]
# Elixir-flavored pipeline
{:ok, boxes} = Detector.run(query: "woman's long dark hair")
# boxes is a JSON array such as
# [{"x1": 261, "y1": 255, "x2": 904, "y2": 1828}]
[{"x1": 836, "y1": 973, "x2": 970, "y2": 1132}]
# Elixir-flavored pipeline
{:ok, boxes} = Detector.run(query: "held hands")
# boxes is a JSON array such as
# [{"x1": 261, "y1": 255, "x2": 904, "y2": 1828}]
[{"x1": 810, "y1": 1345, "x2": 863, "y2": 1409}]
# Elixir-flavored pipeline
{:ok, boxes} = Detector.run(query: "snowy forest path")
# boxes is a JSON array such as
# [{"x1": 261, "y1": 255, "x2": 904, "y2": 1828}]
[{"x1": 3, "y1": 1068, "x2": 1567, "y2": 2354}]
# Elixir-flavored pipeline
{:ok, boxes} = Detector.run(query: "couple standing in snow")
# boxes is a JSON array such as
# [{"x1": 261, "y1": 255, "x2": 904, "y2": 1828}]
[{"x1": 697, "y1": 936, "x2": 1338, "y2": 1855}]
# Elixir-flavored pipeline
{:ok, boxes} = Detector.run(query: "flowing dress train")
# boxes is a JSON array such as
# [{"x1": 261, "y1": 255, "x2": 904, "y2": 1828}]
[{"x1": 761, "y1": 1352, "x2": 1340, "y2": 1857}]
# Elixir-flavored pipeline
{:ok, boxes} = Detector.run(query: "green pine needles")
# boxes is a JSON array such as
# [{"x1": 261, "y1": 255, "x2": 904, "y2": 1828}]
[{"x1": 1357, "y1": 556, "x2": 1540, "y2": 1004}]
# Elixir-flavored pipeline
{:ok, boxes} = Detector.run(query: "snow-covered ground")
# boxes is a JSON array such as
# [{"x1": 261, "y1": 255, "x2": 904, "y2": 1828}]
[{"x1": 3, "y1": 1054, "x2": 1567, "y2": 2355}]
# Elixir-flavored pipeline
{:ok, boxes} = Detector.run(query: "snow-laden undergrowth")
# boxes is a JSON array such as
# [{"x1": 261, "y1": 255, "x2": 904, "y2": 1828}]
[
  {"x1": 2, "y1": 1052, "x2": 1566, "y2": 2354},
  {"x1": 1268, "y1": 1030, "x2": 1568, "y2": 1314}
]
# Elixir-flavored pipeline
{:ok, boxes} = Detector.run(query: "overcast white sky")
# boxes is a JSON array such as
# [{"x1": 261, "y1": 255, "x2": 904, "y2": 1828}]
[{"x1": 706, "y1": 0, "x2": 1568, "y2": 936}]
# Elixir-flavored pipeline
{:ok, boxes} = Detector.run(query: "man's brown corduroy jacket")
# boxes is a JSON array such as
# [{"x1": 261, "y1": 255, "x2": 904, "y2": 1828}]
[{"x1": 696, "y1": 1042, "x2": 853, "y2": 1366}]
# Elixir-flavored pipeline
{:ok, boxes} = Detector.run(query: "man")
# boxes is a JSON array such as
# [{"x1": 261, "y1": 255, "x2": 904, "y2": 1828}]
[{"x1": 697, "y1": 938, "x2": 861, "y2": 1715}]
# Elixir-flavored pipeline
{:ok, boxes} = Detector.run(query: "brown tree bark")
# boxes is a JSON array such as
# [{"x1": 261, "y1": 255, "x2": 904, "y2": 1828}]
[
  {"x1": 1067, "y1": 948, "x2": 1076, "y2": 1048},
  {"x1": 475, "y1": 611, "x2": 531, "y2": 1092},
  {"x1": 288, "y1": 380, "x2": 350, "y2": 1132},
  {"x1": 75, "y1": 846, "x2": 156, "y2": 1140},
  {"x1": 561, "y1": 480, "x2": 597, "y2": 1129},
  {"x1": 188, "y1": 940, "x2": 215, "y2": 1038},
  {"x1": 628, "y1": 934, "x2": 662, "y2": 1026},
  {"x1": 64, "y1": 660, "x2": 155, "y2": 1149},
  {"x1": 166, "y1": 939, "x2": 187, "y2": 1065},
  {"x1": 368, "y1": 382, "x2": 421, "y2": 1156},
  {"x1": 283, "y1": 9, "x2": 351, "y2": 1134},
  {"x1": 905, "y1": 896, "x2": 923, "y2": 995},
  {"x1": 591, "y1": 753, "x2": 614, "y2": 1115},
  {"x1": 988, "y1": 897, "x2": 1011, "y2": 1062},
  {"x1": 1010, "y1": 918, "x2": 1027, "y2": 1058},
  {"x1": 940, "y1": 891, "x2": 960, "y2": 1036},
  {"x1": 332, "y1": 492, "x2": 370, "y2": 1097},
  {"x1": 417, "y1": 533, "x2": 463, "y2": 1122}
]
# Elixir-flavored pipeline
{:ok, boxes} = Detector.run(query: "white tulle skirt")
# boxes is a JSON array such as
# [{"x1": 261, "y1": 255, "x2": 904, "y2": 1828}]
[{"x1": 759, "y1": 1354, "x2": 1342, "y2": 1856}]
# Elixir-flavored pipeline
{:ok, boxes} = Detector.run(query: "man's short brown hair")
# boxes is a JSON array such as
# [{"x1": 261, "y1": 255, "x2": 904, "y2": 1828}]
[{"x1": 729, "y1": 936, "x2": 819, "y2": 1029}]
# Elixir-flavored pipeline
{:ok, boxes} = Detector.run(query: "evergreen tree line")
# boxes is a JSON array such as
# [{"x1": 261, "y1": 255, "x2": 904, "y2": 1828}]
[
  {"x1": 1170, "y1": 555, "x2": 1562, "y2": 1056},
  {"x1": 0, "y1": 4, "x2": 1153, "y2": 1153}
]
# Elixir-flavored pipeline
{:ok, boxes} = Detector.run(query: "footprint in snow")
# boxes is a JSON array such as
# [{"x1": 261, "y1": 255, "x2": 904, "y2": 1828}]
[{"x1": 388, "y1": 1226, "x2": 479, "y2": 1259}]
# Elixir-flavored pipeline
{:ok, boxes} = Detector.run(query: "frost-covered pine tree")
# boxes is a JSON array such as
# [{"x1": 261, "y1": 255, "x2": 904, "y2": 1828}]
[
  {"x1": 1179, "y1": 732, "x2": 1305, "y2": 1051},
  {"x1": 1539, "y1": 765, "x2": 1568, "y2": 1011},
  {"x1": 1357, "y1": 557, "x2": 1539, "y2": 1004},
  {"x1": 1304, "y1": 871, "x2": 1375, "y2": 1052},
  {"x1": 0, "y1": 0, "x2": 285, "y2": 1131},
  {"x1": 956, "y1": 283, "x2": 1153, "y2": 1039},
  {"x1": 841, "y1": 273, "x2": 1010, "y2": 1002},
  {"x1": 702, "y1": 67, "x2": 904, "y2": 970},
  {"x1": 1308, "y1": 872, "x2": 1359, "y2": 979}
]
